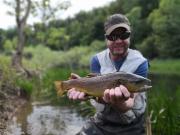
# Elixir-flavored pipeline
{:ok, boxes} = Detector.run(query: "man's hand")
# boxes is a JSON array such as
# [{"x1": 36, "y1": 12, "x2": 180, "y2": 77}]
[
  {"x1": 103, "y1": 85, "x2": 136, "y2": 112},
  {"x1": 67, "y1": 73, "x2": 86, "y2": 100},
  {"x1": 67, "y1": 88, "x2": 86, "y2": 100}
]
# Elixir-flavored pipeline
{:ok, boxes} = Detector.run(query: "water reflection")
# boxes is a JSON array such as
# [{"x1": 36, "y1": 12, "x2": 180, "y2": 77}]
[{"x1": 7, "y1": 104, "x2": 85, "y2": 135}]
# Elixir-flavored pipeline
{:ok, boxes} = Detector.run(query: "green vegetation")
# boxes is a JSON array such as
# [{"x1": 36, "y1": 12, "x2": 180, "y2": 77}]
[
  {"x1": 0, "y1": 57, "x2": 17, "y2": 92},
  {"x1": 1, "y1": 0, "x2": 180, "y2": 60},
  {"x1": 149, "y1": 59, "x2": 180, "y2": 75},
  {"x1": 147, "y1": 74, "x2": 180, "y2": 135},
  {"x1": 0, "y1": 56, "x2": 41, "y2": 98}
]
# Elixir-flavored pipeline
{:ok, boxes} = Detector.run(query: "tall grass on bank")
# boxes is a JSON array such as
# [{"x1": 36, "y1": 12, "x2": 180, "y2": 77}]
[
  {"x1": 149, "y1": 59, "x2": 180, "y2": 75},
  {"x1": 148, "y1": 74, "x2": 180, "y2": 135}
]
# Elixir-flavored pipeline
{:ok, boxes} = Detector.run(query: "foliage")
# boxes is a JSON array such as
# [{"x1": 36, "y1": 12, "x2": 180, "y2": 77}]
[
  {"x1": 89, "y1": 40, "x2": 106, "y2": 52},
  {"x1": 149, "y1": 59, "x2": 180, "y2": 75},
  {"x1": 148, "y1": 74, "x2": 180, "y2": 135},
  {"x1": 57, "y1": 46, "x2": 92, "y2": 69},
  {"x1": 3, "y1": 40, "x2": 14, "y2": 54},
  {"x1": 0, "y1": 56, "x2": 16, "y2": 90},
  {"x1": 23, "y1": 45, "x2": 63, "y2": 70},
  {"x1": 0, "y1": 55, "x2": 42, "y2": 97},
  {"x1": 22, "y1": 44, "x2": 102, "y2": 71},
  {"x1": 147, "y1": 0, "x2": 180, "y2": 58},
  {"x1": 126, "y1": 6, "x2": 142, "y2": 48},
  {"x1": 15, "y1": 78, "x2": 33, "y2": 95},
  {"x1": 76, "y1": 101, "x2": 96, "y2": 117},
  {"x1": 137, "y1": 35, "x2": 158, "y2": 59},
  {"x1": 31, "y1": 0, "x2": 71, "y2": 24},
  {"x1": 2, "y1": 0, "x2": 180, "y2": 59},
  {"x1": 46, "y1": 27, "x2": 70, "y2": 50}
]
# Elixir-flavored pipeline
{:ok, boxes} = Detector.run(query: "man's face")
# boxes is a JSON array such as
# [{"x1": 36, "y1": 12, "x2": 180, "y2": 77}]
[{"x1": 106, "y1": 27, "x2": 130, "y2": 57}]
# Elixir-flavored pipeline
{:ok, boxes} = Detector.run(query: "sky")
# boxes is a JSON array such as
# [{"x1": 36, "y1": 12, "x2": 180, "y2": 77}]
[{"x1": 0, "y1": 0, "x2": 115, "y2": 30}]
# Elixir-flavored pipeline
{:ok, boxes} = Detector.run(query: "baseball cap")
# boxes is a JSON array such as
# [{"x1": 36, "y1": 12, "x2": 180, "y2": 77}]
[{"x1": 104, "y1": 14, "x2": 131, "y2": 35}]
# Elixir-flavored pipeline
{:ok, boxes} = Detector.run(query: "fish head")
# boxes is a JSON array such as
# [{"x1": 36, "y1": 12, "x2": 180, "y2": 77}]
[
  {"x1": 118, "y1": 72, "x2": 152, "y2": 92},
  {"x1": 132, "y1": 77, "x2": 152, "y2": 92}
]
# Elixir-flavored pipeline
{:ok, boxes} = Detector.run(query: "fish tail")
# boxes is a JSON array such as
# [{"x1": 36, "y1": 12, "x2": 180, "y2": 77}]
[{"x1": 54, "y1": 81, "x2": 64, "y2": 96}]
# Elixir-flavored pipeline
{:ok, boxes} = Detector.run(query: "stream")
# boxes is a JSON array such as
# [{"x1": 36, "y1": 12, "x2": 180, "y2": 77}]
[{"x1": 6, "y1": 101, "x2": 86, "y2": 135}]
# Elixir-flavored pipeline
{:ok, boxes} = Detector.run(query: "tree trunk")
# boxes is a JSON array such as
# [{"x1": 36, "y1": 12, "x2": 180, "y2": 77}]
[
  {"x1": 11, "y1": 0, "x2": 31, "y2": 71},
  {"x1": 12, "y1": 23, "x2": 25, "y2": 71}
]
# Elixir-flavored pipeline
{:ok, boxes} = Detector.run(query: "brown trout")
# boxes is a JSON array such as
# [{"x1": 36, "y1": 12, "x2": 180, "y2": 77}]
[{"x1": 54, "y1": 71, "x2": 152, "y2": 97}]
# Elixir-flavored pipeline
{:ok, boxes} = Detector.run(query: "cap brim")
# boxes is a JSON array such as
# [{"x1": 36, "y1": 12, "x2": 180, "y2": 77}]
[{"x1": 105, "y1": 23, "x2": 130, "y2": 35}]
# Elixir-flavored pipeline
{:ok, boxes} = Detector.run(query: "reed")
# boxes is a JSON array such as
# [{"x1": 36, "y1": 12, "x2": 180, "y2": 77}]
[{"x1": 147, "y1": 74, "x2": 180, "y2": 135}]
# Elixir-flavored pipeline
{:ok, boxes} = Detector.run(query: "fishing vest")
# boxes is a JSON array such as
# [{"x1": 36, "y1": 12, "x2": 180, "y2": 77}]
[{"x1": 90, "y1": 48, "x2": 147, "y2": 125}]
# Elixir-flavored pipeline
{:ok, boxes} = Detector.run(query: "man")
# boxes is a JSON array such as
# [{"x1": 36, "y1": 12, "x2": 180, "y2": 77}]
[{"x1": 68, "y1": 13, "x2": 148, "y2": 135}]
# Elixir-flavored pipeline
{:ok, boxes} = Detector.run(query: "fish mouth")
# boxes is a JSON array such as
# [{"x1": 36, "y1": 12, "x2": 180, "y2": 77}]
[{"x1": 144, "y1": 85, "x2": 152, "y2": 89}]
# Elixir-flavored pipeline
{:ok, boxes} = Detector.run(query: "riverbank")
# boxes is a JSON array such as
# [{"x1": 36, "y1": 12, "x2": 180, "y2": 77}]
[
  {"x1": 0, "y1": 89, "x2": 28, "y2": 135},
  {"x1": 149, "y1": 59, "x2": 180, "y2": 75}
]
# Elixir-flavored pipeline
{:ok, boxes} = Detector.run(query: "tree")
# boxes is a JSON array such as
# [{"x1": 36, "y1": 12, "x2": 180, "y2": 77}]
[
  {"x1": 46, "y1": 27, "x2": 70, "y2": 50},
  {"x1": 32, "y1": 0, "x2": 71, "y2": 46},
  {"x1": 4, "y1": 0, "x2": 70, "y2": 72},
  {"x1": 4, "y1": 0, "x2": 31, "y2": 71},
  {"x1": 148, "y1": 0, "x2": 180, "y2": 58}
]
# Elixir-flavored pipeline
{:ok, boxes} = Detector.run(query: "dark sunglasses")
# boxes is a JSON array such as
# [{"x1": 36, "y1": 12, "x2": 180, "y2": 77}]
[{"x1": 105, "y1": 31, "x2": 131, "y2": 41}]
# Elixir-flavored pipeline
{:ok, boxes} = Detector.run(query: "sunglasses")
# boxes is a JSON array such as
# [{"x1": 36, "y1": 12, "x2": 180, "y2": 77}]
[{"x1": 105, "y1": 31, "x2": 131, "y2": 41}]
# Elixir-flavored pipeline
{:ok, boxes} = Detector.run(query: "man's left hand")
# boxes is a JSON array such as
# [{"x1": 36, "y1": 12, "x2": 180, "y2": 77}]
[{"x1": 103, "y1": 85, "x2": 136, "y2": 112}]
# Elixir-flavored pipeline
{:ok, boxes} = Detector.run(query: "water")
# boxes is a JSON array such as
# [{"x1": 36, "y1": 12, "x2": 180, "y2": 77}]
[{"x1": 6, "y1": 102, "x2": 86, "y2": 135}]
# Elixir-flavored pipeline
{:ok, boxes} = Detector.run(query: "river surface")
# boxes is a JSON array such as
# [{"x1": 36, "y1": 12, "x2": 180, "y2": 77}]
[{"x1": 6, "y1": 101, "x2": 86, "y2": 135}]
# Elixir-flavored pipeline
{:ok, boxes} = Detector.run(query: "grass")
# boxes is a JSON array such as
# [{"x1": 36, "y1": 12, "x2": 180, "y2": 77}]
[
  {"x1": 149, "y1": 59, "x2": 180, "y2": 75},
  {"x1": 147, "y1": 74, "x2": 180, "y2": 135}
]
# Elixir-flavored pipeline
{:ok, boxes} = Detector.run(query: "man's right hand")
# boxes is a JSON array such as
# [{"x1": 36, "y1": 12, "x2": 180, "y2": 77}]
[
  {"x1": 67, "y1": 88, "x2": 86, "y2": 100},
  {"x1": 67, "y1": 73, "x2": 86, "y2": 100}
]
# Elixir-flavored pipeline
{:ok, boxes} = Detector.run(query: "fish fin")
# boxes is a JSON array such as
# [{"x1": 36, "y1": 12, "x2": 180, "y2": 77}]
[
  {"x1": 86, "y1": 73, "x2": 100, "y2": 78},
  {"x1": 68, "y1": 73, "x2": 81, "y2": 80},
  {"x1": 54, "y1": 81, "x2": 64, "y2": 96}
]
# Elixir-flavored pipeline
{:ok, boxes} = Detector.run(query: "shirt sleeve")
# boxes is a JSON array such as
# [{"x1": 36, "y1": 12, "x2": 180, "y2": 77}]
[
  {"x1": 134, "y1": 60, "x2": 149, "y2": 77},
  {"x1": 90, "y1": 55, "x2": 101, "y2": 73}
]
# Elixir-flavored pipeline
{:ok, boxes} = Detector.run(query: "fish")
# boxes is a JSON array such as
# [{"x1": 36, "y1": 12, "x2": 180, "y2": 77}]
[{"x1": 54, "y1": 71, "x2": 152, "y2": 97}]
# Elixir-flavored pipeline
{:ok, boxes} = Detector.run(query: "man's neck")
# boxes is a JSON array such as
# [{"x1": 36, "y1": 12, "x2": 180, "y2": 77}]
[{"x1": 110, "y1": 52, "x2": 128, "y2": 61}]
